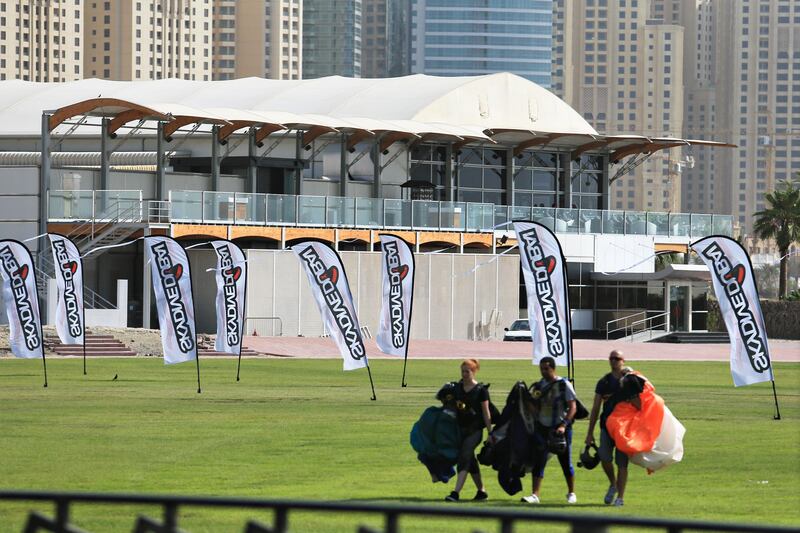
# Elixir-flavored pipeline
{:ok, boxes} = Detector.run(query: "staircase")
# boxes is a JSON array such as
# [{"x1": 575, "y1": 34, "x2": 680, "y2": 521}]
[
  {"x1": 650, "y1": 331, "x2": 731, "y2": 344},
  {"x1": 196, "y1": 336, "x2": 261, "y2": 357},
  {"x1": 46, "y1": 332, "x2": 136, "y2": 357}
]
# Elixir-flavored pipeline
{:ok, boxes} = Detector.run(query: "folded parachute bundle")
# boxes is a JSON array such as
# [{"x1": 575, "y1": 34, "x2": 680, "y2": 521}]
[
  {"x1": 605, "y1": 373, "x2": 686, "y2": 473},
  {"x1": 477, "y1": 381, "x2": 537, "y2": 495},
  {"x1": 410, "y1": 406, "x2": 461, "y2": 483}
]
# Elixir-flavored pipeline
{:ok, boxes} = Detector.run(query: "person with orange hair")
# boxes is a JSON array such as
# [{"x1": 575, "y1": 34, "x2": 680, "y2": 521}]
[{"x1": 442, "y1": 358, "x2": 494, "y2": 502}]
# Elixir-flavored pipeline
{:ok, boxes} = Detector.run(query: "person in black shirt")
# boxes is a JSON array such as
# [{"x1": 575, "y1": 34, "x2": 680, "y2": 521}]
[
  {"x1": 585, "y1": 350, "x2": 630, "y2": 506},
  {"x1": 443, "y1": 358, "x2": 494, "y2": 502}
]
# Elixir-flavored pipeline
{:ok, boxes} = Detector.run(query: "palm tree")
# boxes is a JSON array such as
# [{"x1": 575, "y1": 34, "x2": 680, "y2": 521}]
[{"x1": 753, "y1": 176, "x2": 800, "y2": 299}]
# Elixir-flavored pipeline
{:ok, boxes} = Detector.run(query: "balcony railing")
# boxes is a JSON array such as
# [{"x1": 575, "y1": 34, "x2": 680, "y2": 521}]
[{"x1": 47, "y1": 190, "x2": 734, "y2": 238}]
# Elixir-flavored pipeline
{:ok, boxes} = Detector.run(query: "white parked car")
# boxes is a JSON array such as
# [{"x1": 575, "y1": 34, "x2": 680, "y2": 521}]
[{"x1": 503, "y1": 319, "x2": 531, "y2": 341}]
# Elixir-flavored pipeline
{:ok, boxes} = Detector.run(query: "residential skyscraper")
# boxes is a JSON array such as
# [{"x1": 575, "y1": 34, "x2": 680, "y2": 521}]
[
  {"x1": 0, "y1": 0, "x2": 82, "y2": 82},
  {"x1": 303, "y1": 0, "x2": 362, "y2": 78},
  {"x1": 362, "y1": 0, "x2": 410, "y2": 78},
  {"x1": 83, "y1": 1, "x2": 212, "y2": 81},
  {"x1": 553, "y1": 0, "x2": 685, "y2": 212},
  {"x1": 714, "y1": 0, "x2": 800, "y2": 232},
  {"x1": 410, "y1": 0, "x2": 552, "y2": 86},
  {"x1": 212, "y1": 0, "x2": 302, "y2": 80}
]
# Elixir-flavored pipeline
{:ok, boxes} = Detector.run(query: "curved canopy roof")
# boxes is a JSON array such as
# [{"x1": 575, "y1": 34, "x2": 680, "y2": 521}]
[{"x1": 0, "y1": 73, "x2": 733, "y2": 158}]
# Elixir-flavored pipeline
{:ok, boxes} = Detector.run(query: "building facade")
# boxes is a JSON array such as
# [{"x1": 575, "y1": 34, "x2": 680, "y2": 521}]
[
  {"x1": 411, "y1": 0, "x2": 552, "y2": 86},
  {"x1": 0, "y1": 0, "x2": 82, "y2": 82},
  {"x1": 303, "y1": 0, "x2": 362, "y2": 78},
  {"x1": 361, "y1": 0, "x2": 411, "y2": 78},
  {"x1": 714, "y1": 0, "x2": 800, "y2": 233},
  {"x1": 83, "y1": 0, "x2": 212, "y2": 81},
  {"x1": 553, "y1": 0, "x2": 685, "y2": 212},
  {"x1": 212, "y1": 0, "x2": 302, "y2": 80}
]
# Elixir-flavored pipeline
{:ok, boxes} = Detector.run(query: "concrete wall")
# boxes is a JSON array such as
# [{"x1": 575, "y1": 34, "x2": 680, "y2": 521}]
[{"x1": 238, "y1": 249, "x2": 519, "y2": 340}]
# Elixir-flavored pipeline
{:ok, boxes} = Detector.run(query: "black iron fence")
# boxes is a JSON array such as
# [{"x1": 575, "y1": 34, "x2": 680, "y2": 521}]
[{"x1": 1, "y1": 490, "x2": 796, "y2": 533}]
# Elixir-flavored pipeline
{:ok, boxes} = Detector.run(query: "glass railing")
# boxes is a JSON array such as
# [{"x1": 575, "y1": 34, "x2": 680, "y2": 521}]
[
  {"x1": 51, "y1": 190, "x2": 734, "y2": 239},
  {"x1": 48, "y1": 190, "x2": 142, "y2": 221}
]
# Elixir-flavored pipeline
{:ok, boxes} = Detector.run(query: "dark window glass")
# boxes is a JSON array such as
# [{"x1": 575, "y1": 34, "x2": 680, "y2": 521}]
[
  {"x1": 458, "y1": 148, "x2": 482, "y2": 165},
  {"x1": 484, "y1": 167, "x2": 503, "y2": 189},
  {"x1": 459, "y1": 166, "x2": 482, "y2": 188},
  {"x1": 533, "y1": 170, "x2": 557, "y2": 190},
  {"x1": 514, "y1": 168, "x2": 533, "y2": 189}
]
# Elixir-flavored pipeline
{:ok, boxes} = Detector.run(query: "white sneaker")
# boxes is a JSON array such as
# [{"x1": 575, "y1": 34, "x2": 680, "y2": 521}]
[
  {"x1": 566, "y1": 492, "x2": 577, "y2": 504},
  {"x1": 521, "y1": 494, "x2": 540, "y2": 504},
  {"x1": 613, "y1": 497, "x2": 624, "y2": 507},
  {"x1": 604, "y1": 485, "x2": 617, "y2": 505}
]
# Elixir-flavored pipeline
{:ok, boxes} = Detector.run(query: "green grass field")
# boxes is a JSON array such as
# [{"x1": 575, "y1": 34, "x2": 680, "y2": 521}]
[{"x1": 0, "y1": 357, "x2": 798, "y2": 533}]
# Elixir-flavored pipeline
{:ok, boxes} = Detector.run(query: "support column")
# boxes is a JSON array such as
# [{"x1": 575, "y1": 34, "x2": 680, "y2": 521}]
[
  {"x1": 505, "y1": 147, "x2": 515, "y2": 206},
  {"x1": 445, "y1": 144, "x2": 454, "y2": 201},
  {"x1": 372, "y1": 139, "x2": 381, "y2": 198},
  {"x1": 562, "y1": 153, "x2": 573, "y2": 208},
  {"x1": 39, "y1": 113, "x2": 51, "y2": 237},
  {"x1": 142, "y1": 227, "x2": 152, "y2": 329},
  {"x1": 156, "y1": 122, "x2": 166, "y2": 201},
  {"x1": 294, "y1": 130, "x2": 303, "y2": 195},
  {"x1": 100, "y1": 118, "x2": 110, "y2": 207},
  {"x1": 248, "y1": 127, "x2": 257, "y2": 193},
  {"x1": 339, "y1": 132, "x2": 348, "y2": 197},
  {"x1": 211, "y1": 125, "x2": 220, "y2": 191}
]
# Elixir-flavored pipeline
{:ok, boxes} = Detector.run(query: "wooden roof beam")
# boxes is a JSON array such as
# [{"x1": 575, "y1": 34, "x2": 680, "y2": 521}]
[
  {"x1": 254, "y1": 123, "x2": 286, "y2": 145},
  {"x1": 48, "y1": 98, "x2": 168, "y2": 131},
  {"x1": 302, "y1": 125, "x2": 338, "y2": 148}
]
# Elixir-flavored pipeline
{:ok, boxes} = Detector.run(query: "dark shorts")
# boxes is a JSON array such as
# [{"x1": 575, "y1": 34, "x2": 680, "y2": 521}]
[
  {"x1": 599, "y1": 427, "x2": 629, "y2": 468},
  {"x1": 456, "y1": 429, "x2": 483, "y2": 474},
  {"x1": 531, "y1": 422, "x2": 574, "y2": 479}
]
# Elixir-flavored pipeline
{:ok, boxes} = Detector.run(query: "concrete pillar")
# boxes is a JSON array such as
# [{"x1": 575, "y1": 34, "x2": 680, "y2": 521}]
[
  {"x1": 211, "y1": 125, "x2": 220, "y2": 191},
  {"x1": 562, "y1": 153, "x2": 573, "y2": 208},
  {"x1": 372, "y1": 139, "x2": 381, "y2": 198},
  {"x1": 445, "y1": 144, "x2": 454, "y2": 201},
  {"x1": 248, "y1": 127, "x2": 257, "y2": 193},
  {"x1": 505, "y1": 147, "x2": 515, "y2": 206},
  {"x1": 100, "y1": 118, "x2": 110, "y2": 212},
  {"x1": 39, "y1": 113, "x2": 51, "y2": 237},
  {"x1": 142, "y1": 228, "x2": 152, "y2": 329},
  {"x1": 156, "y1": 122, "x2": 166, "y2": 201},
  {"x1": 294, "y1": 130, "x2": 303, "y2": 195},
  {"x1": 339, "y1": 132, "x2": 348, "y2": 197}
]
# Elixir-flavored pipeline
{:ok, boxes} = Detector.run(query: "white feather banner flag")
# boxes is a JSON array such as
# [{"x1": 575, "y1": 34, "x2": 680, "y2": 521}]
[
  {"x1": 48, "y1": 234, "x2": 85, "y2": 346},
  {"x1": 0, "y1": 239, "x2": 44, "y2": 359},
  {"x1": 210, "y1": 240, "x2": 247, "y2": 355},
  {"x1": 292, "y1": 240, "x2": 367, "y2": 371},
  {"x1": 376, "y1": 234, "x2": 415, "y2": 357},
  {"x1": 513, "y1": 221, "x2": 573, "y2": 369},
  {"x1": 145, "y1": 236, "x2": 197, "y2": 365}
]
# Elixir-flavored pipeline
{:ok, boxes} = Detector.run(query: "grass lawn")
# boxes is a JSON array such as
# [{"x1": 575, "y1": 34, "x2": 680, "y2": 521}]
[{"x1": 0, "y1": 357, "x2": 798, "y2": 533}]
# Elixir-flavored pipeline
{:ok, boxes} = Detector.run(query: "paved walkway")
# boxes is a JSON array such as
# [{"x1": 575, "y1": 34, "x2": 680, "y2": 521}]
[{"x1": 245, "y1": 336, "x2": 800, "y2": 362}]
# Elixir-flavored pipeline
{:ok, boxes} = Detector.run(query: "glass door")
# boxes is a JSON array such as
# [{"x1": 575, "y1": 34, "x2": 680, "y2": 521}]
[{"x1": 668, "y1": 284, "x2": 690, "y2": 332}]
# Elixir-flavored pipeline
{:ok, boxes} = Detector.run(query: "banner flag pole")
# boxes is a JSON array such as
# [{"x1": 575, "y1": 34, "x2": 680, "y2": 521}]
[
  {"x1": 195, "y1": 348, "x2": 202, "y2": 394},
  {"x1": 771, "y1": 379, "x2": 781, "y2": 420},
  {"x1": 366, "y1": 362, "x2": 377, "y2": 401},
  {"x1": 82, "y1": 339, "x2": 87, "y2": 376},
  {"x1": 401, "y1": 349, "x2": 409, "y2": 388},
  {"x1": 42, "y1": 353, "x2": 48, "y2": 388},
  {"x1": 236, "y1": 343, "x2": 243, "y2": 382}
]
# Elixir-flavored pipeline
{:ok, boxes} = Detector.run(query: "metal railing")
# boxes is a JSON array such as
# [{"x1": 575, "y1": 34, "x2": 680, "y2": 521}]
[
  {"x1": 606, "y1": 311, "x2": 669, "y2": 341},
  {"x1": 626, "y1": 312, "x2": 669, "y2": 342},
  {"x1": 1, "y1": 490, "x2": 794, "y2": 533},
  {"x1": 606, "y1": 311, "x2": 647, "y2": 340},
  {"x1": 244, "y1": 316, "x2": 283, "y2": 337},
  {"x1": 47, "y1": 189, "x2": 735, "y2": 238}
]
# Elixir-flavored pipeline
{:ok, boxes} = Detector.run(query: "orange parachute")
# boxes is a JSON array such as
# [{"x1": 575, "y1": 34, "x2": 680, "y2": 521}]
[{"x1": 606, "y1": 373, "x2": 685, "y2": 473}]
